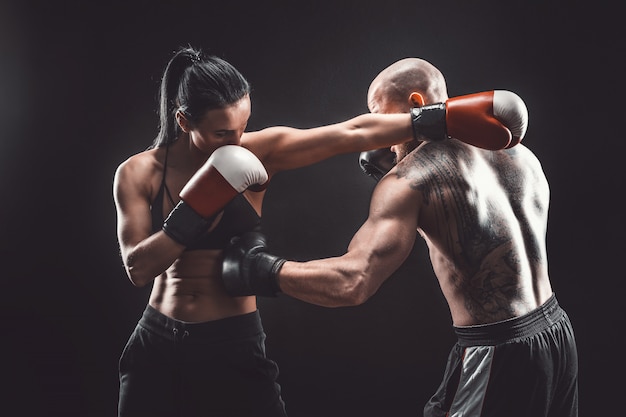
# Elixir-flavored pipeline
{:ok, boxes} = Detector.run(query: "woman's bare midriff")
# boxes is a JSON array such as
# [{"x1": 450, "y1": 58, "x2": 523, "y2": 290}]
[{"x1": 149, "y1": 249, "x2": 257, "y2": 322}]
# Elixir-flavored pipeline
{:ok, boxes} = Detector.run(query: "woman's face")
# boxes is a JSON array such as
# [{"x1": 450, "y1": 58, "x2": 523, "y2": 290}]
[{"x1": 187, "y1": 95, "x2": 251, "y2": 153}]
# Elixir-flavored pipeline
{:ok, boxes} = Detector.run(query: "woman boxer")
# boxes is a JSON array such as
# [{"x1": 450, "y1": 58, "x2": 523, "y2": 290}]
[{"x1": 113, "y1": 45, "x2": 419, "y2": 417}]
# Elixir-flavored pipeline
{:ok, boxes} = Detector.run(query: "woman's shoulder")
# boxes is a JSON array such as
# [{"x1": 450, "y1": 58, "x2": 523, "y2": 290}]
[
  {"x1": 119, "y1": 147, "x2": 162, "y2": 170},
  {"x1": 114, "y1": 147, "x2": 164, "y2": 187}
]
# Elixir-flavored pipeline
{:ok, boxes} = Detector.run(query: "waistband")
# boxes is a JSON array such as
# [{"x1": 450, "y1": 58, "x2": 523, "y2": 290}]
[
  {"x1": 138, "y1": 305, "x2": 263, "y2": 343},
  {"x1": 454, "y1": 294, "x2": 565, "y2": 346}
]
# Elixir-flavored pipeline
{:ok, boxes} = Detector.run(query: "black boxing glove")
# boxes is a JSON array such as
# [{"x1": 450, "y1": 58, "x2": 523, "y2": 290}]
[
  {"x1": 359, "y1": 148, "x2": 396, "y2": 182},
  {"x1": 221, "y1": 231, "x2": 286, "y2": 297}
]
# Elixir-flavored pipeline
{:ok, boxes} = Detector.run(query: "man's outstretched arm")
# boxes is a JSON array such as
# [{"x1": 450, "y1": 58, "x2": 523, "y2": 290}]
[{"x1": 222, "y1": 171, "x2": 421, "y2": 306}]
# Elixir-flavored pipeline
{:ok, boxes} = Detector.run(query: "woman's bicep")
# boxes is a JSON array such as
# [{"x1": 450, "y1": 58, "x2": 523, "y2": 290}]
[
  {"x1": 244, "y1": 124, "x2": 357, "y2": 173},
  {"x1": 113, "y1": 163, "x2": 153, "y2": 257},
  {"x1": 245, "y1": 114, "x2": 413, "y2": 174}
]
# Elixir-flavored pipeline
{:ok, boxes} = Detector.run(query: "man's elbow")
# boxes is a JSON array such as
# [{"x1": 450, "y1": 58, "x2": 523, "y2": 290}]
[{"x1": 337, "y1": 273, "x2": 376, "y2": 306}]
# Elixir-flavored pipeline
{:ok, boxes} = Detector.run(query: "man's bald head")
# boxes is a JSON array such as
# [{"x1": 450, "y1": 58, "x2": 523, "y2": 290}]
[{"x1": 368, "y1": 58, "x2": 448, "y2": 113}]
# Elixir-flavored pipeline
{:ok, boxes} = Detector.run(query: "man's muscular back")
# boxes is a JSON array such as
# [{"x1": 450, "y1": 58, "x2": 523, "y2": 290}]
[{"x1": 397, "y1": 140, "x2": 552, "y2": 326}]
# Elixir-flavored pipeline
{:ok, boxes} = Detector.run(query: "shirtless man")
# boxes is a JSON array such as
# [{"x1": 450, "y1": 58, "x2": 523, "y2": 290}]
[{"x1": 222, "y1": 58, "x2": 578, "y2": 417}]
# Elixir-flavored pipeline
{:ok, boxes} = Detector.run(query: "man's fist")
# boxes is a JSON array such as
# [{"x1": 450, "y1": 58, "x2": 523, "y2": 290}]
[{"x1": 221, "y1": 231, "x2": 285, "y2": 297}]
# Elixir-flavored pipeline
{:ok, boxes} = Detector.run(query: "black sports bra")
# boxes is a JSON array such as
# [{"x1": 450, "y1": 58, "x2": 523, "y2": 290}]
[{"x1": 151, "y1": 145, "x2": 261, "y2": 250}]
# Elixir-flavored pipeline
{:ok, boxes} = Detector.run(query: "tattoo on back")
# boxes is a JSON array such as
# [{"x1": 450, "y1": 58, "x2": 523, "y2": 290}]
[{"x1": 396, "y1": 146, "x2": 529, "y2": 322}]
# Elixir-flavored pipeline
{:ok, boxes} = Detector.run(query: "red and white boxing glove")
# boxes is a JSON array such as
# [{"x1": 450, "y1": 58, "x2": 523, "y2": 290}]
[
  {"x1": 163, "y1": 145, "x2": 268, "y2": 246},
  {"x1": 410, "y1": 90, "x2": 528, "y2": 150}
]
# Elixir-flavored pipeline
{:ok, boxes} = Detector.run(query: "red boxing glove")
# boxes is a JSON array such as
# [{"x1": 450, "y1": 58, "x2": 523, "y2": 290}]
[
  {"x1": 180, "y1": 145, "x2": 268, "y2": 218},
  {"x1": 163, "y1": 145, "x2": 268, "y2": 246},
  {"x1": 446, "y1": 90, "x2": 528, "y2": 150}
]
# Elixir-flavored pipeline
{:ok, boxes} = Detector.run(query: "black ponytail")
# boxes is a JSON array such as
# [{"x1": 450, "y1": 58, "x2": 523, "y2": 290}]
[{"x1": 151, "y1": 46, "x2": 251, "y2": 148}]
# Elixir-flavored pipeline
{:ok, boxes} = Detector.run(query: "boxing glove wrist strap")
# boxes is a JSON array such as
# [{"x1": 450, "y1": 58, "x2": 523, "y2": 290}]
[
  {"x1": 162, "y1": 201, "x2": 214, "y2": 246},
  {"x1": 255, "y1": 254, "x2": 285, "y2": 297},
  {"x1": 410, "y1": 103, "x2": 447, "y2": 142}
]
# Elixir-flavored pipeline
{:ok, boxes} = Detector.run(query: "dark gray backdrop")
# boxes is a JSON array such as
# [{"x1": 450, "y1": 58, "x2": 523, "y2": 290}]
[{"x1": 2, "y1": 1, "x2": 622, "y2": 416}]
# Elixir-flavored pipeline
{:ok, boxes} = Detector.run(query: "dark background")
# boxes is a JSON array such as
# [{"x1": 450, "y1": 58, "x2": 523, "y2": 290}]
[{"x1": 2, "y1": 1, "x2": 622, "y2": 416}]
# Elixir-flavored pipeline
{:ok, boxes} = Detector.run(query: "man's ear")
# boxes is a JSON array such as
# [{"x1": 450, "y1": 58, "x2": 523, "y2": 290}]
[
  {"x1": 176, "y1": 111, "x2": 191, "y2": 133},
  {"x1": 409, "y1": 92, "x2": 426, "y2": 107}
]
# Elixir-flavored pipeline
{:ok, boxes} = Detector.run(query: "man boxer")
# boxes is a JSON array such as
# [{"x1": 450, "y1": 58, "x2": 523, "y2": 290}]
[{"x1": 221, "y1": 58, "x2": 578, "y2": 417}]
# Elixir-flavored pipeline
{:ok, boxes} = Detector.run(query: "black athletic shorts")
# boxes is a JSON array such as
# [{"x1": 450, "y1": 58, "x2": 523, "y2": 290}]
[
  {"x1": 424, "y1": 294, "x2": 578, "y2": 417},
  {"x1": 118, "y1": 306, "x2": 287, "y2": 417}
]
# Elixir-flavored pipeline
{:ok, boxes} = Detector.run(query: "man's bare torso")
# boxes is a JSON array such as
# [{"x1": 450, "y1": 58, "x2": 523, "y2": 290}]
[{"x1": 397, "y1": 140, "x2": 552, "y2": 326}]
